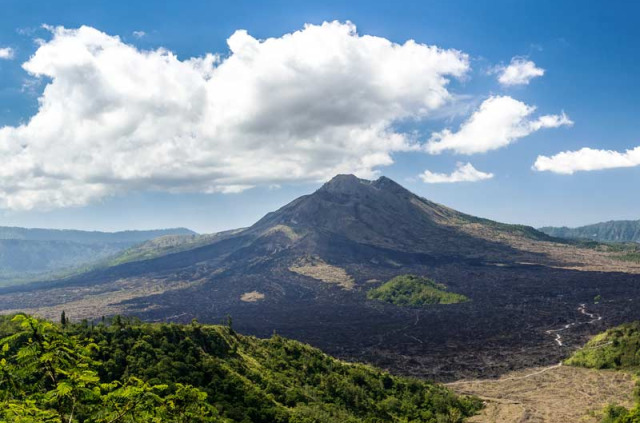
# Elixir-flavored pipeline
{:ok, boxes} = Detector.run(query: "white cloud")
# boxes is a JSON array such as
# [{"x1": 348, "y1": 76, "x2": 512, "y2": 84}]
[
  {"x1": 0, "y1": 22, "x2": 470, "y2": 210},
  {"x1": 425, "y1": 96, "x2": 572, "y2": 155},
  {"x1": 420, "y1": 162, "x2": 493, "y2": 183},
  {"x1": 496, "y1": 57, "x2": 545, "y2": 86},
  {"x1": 132, "y1": 31, "x2": 146, "y2": 38},
  {"x1": 0, "y1": 47, "x2": 14, "y2": 59},
  {"x1": 533, "y1": 146, "x2": 640, "y2": 174}
]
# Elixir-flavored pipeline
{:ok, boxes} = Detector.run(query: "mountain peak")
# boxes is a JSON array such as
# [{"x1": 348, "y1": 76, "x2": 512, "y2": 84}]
[
  {"x1": 319, "y1": 174, "x2": 410, "y2": 197},
  {"x1": 372, "y1": 176, "x2": 410, "y2": 195},
  {"x1": 318, "y1": 174, "x2": 371, "y2": 194},
  {"x1": 251, "y1": 174, "x2": 416, "y2": 235}
]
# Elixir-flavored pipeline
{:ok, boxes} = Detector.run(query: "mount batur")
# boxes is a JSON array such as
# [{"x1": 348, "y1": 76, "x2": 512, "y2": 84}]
[{"x1": 2, "y1": 174, "x2": 640, "y2": 383}]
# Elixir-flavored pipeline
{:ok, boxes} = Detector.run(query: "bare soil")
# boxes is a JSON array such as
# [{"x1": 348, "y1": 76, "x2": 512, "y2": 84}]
[{"x1": 449, "y1": 364, "x2": 635, "y2": 422}]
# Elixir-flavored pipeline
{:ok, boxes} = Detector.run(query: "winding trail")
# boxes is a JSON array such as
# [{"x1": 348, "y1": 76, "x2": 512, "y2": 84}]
[
  {"x1": 444, "y1": 303, "x2": 617, "y2": 422},
  {"x1": 447, "y1": 303, "x2": 604, "y2": 388},
  {"x1": 544, "y1": 303, "x2": 602, "y2": 347},
  {"x1": 445, "y1": 363, "x2": 563, "y2": 386}
]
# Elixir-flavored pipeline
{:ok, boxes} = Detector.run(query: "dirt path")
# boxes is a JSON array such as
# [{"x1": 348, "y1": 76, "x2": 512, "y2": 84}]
[
  {"x1": 445, "y1": 303, "x2": 604, "y2": 389},
  {"x1": 545, "y1": 303, "x2": 602, "y2": 347},
  {"x1": 445, "y1": 304, "x2": 635, "y2": 423},
  {"x1": 445, "y1": 303, "x2": 630, "y2": 422},
  {"x1": 446, "y1": 363, "x2": 563, "y2": 387}
]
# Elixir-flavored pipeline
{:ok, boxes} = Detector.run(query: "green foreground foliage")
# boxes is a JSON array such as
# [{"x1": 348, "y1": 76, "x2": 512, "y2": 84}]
[
  {"x1": 566, "y1": 321, "x2": 640, "y2": 370},
  {"x1": 567, "y1": 321, "x2": 640, "y2": 422},
  {"x1": 367, "y1": 275, "x2": 469, "y2": 307},
  {"x1": 0, "y1": 314, "x2": 481, "y2": 423}
]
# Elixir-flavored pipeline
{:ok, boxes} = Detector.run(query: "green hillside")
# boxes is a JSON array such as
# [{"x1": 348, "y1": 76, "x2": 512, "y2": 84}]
[
  {"x1": 367, "y1": 275, "x2": 469, "y2": 307},
  {"x1": 106, "y1": 229, "x2": 244, "y2": 266},
  {"x1": 0, "y1": 314, "x2": 481, "y2": 423},
  {"x1": 566, "y1": 322, "x2": 640, "y2": 422},
  {"x1": 566, "y1": 321, "x2": 640, "y2": 370}
]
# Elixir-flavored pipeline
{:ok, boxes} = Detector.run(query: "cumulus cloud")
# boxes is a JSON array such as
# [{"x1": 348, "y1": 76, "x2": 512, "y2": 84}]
[
  {"x1": 420, "y1": 162, "x2": 493, "y2": 183},
  {"x1": 496, "y1": 57, "x2": 544, "y2": 86},
  {"x1": 533, "y1": 146, "x2": 640, "y2": 174},
  {"x1": 132, "y1": 31, "x2": 146, "y2": 38},
  {"x1": 0, "y1": 47, "x2": 14, "y2": 59},
  {"x1": 425, "y1": 96, "x2": 572, "y2": 155},
  {"x1": 0, "y1": 22, "x2": 470, "y2": 210}
]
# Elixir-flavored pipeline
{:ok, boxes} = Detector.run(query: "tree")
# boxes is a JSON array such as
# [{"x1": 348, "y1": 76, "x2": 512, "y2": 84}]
[
  {"x1": 0, "y1": 315, "x2": 218, "y2": 422},
  {"x1": 0, "y1": 314, "x2": 481, "y2": 423},
  {"x1": 225, "y1": 314, "x2": 234, "y2": 334}
]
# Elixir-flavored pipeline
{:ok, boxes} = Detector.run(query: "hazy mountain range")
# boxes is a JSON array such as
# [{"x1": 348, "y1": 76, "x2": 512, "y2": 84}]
[
  {"x1": 539, "y1": 220, "x2": 640, "y2": 243},
  {"x1": 0, "y1": 227, "x2": 194, "y2": 284}
]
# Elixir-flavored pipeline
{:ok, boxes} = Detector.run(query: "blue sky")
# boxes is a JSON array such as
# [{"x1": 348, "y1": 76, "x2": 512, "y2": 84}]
[{"x1": 0, "y1": 0, "x2": 639, "y2": 233}]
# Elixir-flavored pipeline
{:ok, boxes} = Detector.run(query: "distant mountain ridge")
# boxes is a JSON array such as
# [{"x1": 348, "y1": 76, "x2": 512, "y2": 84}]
[
  {"x1": 0, "y1": 226, "x2": 196, "y2": 285},
  {"x1": 0, "y1": 226, "x2": 195, "y2": 244},
  {"x1": 539, "y1": 220, "x2": 640, "y2": 243}
]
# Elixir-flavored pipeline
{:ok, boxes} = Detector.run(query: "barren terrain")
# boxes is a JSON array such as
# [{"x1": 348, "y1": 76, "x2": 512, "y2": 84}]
[{"x1": 449, "y1": 364, "x2": 635, "y2": 422}]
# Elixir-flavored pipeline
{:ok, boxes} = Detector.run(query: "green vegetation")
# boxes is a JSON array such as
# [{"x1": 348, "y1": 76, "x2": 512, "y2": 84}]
[
  {"x1": 567, "y1": 322, "x2": 640, "y2": 422},
  {"x1": 586, "y1": 242, "x2": 640, "y2": 264},
  {"x1": 367, "y1": 275, "x2": 469, "y2": 307},
  {"x1": 615, "y1": 251, "x2": 640, "y2": 264},
  {"x1": 566, "y1": 321, "x2": 640, "y2": 370},
  {"x1": 0, "y1": 314, "x2": 481, "y2": 423},
  {"x1": 105, "y1": 230, "x2": 243, "y2": 267},
  {"x1": 106, "y1": 234, "x2": 215, "y2": 266},
  {"x1": 600, "y1": 404, "x2": 640, "y2": 423}
]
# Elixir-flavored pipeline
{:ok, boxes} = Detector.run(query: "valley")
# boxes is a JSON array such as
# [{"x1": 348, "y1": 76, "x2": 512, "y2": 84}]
[{"x1": 0, "y1": 227, "x2": 195, "y2": 285}]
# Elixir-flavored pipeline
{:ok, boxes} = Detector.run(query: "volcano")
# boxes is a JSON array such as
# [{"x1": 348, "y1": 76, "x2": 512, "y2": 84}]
[{"x1": 2, "y1": 175, "x2": 640, "y2": 380}]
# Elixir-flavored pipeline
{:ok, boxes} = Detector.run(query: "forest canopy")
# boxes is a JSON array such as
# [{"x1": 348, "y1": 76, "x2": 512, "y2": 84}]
[{"x1": 0, "y1": 314, "x2": 481, "y2": 423}]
